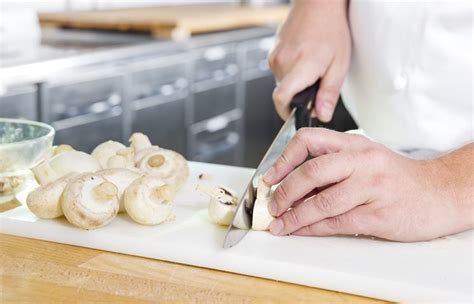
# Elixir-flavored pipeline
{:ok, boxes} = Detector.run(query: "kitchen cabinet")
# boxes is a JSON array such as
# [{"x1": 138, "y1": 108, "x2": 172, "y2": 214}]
[
  {"x1": 128, "y1": 55, "x2": 189, "y2": 154},
  {"x1": 241, "y1": 37, "x2": 282, "y2": 168},
  {"x1": 0, "y1": 85, "x2": 38, "y2": 120},
  {"x1": 188, "y1": 109, "x2": 243, "y2": 165},
  {"x1": 42, "y1": 71, "x2": 124, "y2": 152}
]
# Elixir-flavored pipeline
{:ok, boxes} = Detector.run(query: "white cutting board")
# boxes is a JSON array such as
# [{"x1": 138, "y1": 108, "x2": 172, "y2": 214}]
[{"x1": 0, "y1": 161, "x2": 472, "y2": 302}]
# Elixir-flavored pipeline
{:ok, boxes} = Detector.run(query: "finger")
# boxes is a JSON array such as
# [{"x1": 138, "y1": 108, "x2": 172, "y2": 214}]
[
  {"x1": 269, "y1": 178, "x2": 366, "y2": 235},
  {"x1": 264, "y1": 128, "x2": 357, "y2": 185},
  {"x1": 270, "y1": 152, "x2": 354, "y2": 217},
  {"x1": 272, "y1": 61, "x2": 323, "y2": 120},
  {"x1": 315, "y1": 59, "x2": 348, "y2": 122},
  {"x1": 292, "y1": 205, "x2": 375, "y2": 237}
]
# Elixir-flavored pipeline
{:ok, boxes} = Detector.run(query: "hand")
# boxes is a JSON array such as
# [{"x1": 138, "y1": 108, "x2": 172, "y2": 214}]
[
  {"x1": 263, "y1": 128, "x2": 474, "y2": 242},
  {"x1": 268, "y1": 0, "x2": 351, "y2": 122}
]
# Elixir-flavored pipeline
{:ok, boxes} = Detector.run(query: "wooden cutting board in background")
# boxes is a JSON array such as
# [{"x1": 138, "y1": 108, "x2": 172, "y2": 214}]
[{"x1": 39, "y1": 5, "x2": 289, "y2": 40}]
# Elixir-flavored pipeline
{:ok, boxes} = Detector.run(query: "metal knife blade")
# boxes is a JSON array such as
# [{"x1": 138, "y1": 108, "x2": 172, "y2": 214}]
[{"x1": 222, "y1": 109, "x2": 297, "y2": 248}]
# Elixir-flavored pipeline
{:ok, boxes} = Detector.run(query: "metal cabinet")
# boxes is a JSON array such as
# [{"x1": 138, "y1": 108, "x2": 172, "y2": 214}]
[
  {"x1": 42, "y1": 71, "x2": 124, "y2": 152},
  {"x1": 188, "y1": 109, "x2": 243, "y2": 165},
  {"x1": 128, "y1": 55, "x2": 189, "y2": 154},
  {"x1": 0, "y1": 85, "x2": 38, "y2": 120},
  {"x1": 241, "y1": 37, "x2": 283, "y2": 168}
]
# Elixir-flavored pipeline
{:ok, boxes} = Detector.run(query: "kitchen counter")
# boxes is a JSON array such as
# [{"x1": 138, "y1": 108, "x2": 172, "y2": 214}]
[{"x1": 0, "y1": 234, "x2": 386, "y2": 303}]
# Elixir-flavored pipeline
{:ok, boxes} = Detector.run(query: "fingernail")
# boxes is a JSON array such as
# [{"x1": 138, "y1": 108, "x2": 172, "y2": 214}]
[
  {"x1": 264, "y1": 167, "x2": 275, "y2": 183},
  {"x1": 269, "y1": 218, "x2": 284, "y2": 235},
  {"x1": 319, "y1": 102, "x2": 333, "y2": 122},
  {"x1": 267, "y1": 200, "x2": 277, "y2": 216}
]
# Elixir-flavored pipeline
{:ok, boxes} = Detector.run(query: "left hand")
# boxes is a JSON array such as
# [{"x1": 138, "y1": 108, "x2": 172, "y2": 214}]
[{"x1": 263, "y1": 128, "x2": 472, "y2": 242}]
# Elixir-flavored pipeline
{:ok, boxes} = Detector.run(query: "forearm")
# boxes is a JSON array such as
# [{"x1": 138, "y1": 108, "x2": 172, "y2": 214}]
[{"x1": 435, "y1": 143, "x2": 474, "y2": 228}]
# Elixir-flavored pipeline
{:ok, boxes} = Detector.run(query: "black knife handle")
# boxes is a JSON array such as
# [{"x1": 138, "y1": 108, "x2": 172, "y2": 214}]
[{"x1": 289, "y1": 80, "x2": 320, "y2": 130}]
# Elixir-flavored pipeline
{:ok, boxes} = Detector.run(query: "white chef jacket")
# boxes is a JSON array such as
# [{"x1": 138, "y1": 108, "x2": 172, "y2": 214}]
[{"x1": 341, "y1": 0, "x2": 473, "y2": 153}]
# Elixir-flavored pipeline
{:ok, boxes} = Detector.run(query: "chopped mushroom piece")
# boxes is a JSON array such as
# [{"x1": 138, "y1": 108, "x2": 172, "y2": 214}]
[
  {"x1": 252, "y1": 176, "x2": 275, "y2": 231},
  {"x1": 137, "y1": 148, "x2": 189, "y2": 190},
  {"x1": 129, "y1": 132, "x2": 153, "y2": 152},
  {"x1": 61, "y1": 173, "x2": 119, "y2": 230},
  {"x1": 197, "y1": 184, "x2": 242, "y2": 227},
  {"x1": 98, "y1": 168, "x2": 141, "y2": 213},
  {"x1": 91, "y1": 140, "x2": 126, "y2": 169},
  {"x1": 123, "y1": 176, "x2": 175, "y2": 225}
]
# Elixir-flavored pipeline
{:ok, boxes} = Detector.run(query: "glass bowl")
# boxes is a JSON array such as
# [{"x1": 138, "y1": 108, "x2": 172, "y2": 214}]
[{"x1": 0, "y1": 118, "x2": 55, "y2": 177}]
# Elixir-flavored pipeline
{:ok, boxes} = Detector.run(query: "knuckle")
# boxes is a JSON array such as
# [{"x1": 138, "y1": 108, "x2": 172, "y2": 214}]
[
  {"x1": 272, "y1": 87, "x2": 287, "y2": 106},
  {"x1": 313, "y1": 192, "x2": 335, "y2": 214},
  {"x1": 285, "y1": 209, "x2": 301, "y2": 227},
  {"x1": 302, "y1": 159, "x2": 320, "y2": 179},
  {"x1": 294, "y1": 128, "x2": 312, "y2": 143},
  {"x1": 326, "y1": 216, "x2": 343, "y2": 231},
  {"x1": 274, "y1": 184, "x2": 290, "y2": 205},
  {"x1": 268, "y1": 51, "x2": 284, "y2": 69},
  {"x1": 361, "y1": 145, "x2": 388, "y2": 164}
]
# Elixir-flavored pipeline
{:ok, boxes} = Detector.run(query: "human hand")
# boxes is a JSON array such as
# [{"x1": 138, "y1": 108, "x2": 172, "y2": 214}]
[
  {"x1": 263, "y1": 128, "x2": 474, "y2": 242},
  {"x1": 268, "y1": 0, "x2": 351, "y2": 122}
]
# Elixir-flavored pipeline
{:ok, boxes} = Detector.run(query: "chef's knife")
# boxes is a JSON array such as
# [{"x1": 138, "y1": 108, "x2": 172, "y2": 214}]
[{"x1": 223, "y1": 80, "x2": 320, "y2": 248}]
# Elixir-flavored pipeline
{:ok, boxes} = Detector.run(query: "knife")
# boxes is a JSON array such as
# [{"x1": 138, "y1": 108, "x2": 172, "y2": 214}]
[{"x1": 223, "y1": 80, "x2": 321, "y2": 248}]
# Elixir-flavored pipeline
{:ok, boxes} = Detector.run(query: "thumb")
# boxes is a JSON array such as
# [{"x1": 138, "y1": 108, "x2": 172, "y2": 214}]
[{"x1": 315, "y1": 60, "x2": 347, "y2": 122}]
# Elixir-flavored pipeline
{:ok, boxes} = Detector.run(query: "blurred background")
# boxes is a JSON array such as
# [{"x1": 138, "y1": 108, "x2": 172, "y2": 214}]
[{"x1": 0, "y1": 0, "x2": 356, "y2": 168}]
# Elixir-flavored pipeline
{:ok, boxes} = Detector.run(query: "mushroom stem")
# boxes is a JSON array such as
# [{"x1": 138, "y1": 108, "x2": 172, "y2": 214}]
[
  {"x1": 148, "y1": 154, "x2": 165, "y2": 168},
  {"x1": 54, "y1": 144, "x2": 74, "y2": 155},
  {"x1": 153, "y1": 185, "x2": 176, "y2": 201},
  {"x1": 129, "y1": 133, "x2": 152, "y2": 151},
  {"x1": 94, "y1": 182, "x2": 118, "y2": 201},
  {"x1": 32, "y1": 161, "x2": 59, "y2": 186}
]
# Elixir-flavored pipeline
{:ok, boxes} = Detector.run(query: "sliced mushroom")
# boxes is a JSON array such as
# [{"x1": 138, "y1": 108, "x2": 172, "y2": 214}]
[
  {"x1": 123, "y1": 176, "x2": 175, "y2": 225},
  {"x1": 61, "y1": 173, "x2": 119, "y2": 230},
  {"x1": 137, "y1": 148, "x2": 189, "y2": 190},
  {"x1": 26, "y1": 173, "x2": 76, "y2": 219},
  {"x1": 197, "y1": 184, "x2": 242, "y2": 227},
  {"x1": 98, "y1": 168, "x2": 141, "y2": 213},
  {"x1": 134, "y1": 146, "x2": 160, "y2": 165},
  {"x1": 252, "y1": 176, "x2": 275, "y2": 231},
  {"x1": 91, "y1": 140, "x2": 126, "y2": 169}
]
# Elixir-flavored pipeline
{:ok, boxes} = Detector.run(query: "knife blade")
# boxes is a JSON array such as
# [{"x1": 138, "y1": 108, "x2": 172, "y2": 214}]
[{"x1": 222, "y1": 81, "x2": 320, "y2": 248}]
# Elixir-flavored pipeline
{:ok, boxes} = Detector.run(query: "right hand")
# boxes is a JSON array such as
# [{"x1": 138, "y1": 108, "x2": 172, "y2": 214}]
[{"x1": 268, "y1": 0, "x2": 351, "y2": 122}]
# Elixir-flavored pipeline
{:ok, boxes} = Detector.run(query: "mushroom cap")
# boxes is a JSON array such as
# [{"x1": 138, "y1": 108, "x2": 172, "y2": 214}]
[
  {"x1": 123, "y1": 176, "x2": 174, "y2": 225},
  {"x1": 137, "y1": 148, "x2": 189, "y2": 190},
  {"x1": 129, "y1": 132, "x2": 153, "y2": 152},
  {"x1": 198, "y1": 185, "x2": 239, "y2": 226},
  {"x1": 98, "y1": 168, "x2": 142, "y2": 213},
  {"x1": 50, "y1": 151, "x2": 101, "y2": 177},
  {"x1": 61, "y1": 173, "x2": 119, "y2": 230},
  {"x1": 91, "y1": 140, "x2": 126, "y2": 169},
  {"x1": 252, "y1": 177, "x2": 274, "y2": 231},
  {"x1": 26, "y1": 173, "x2": 76, "y2": 219}
]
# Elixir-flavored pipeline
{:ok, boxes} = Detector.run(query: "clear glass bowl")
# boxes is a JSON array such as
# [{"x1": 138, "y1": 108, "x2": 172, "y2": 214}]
[{"x1": 0, "y1": 118, "x2": 55, "y2": 177}]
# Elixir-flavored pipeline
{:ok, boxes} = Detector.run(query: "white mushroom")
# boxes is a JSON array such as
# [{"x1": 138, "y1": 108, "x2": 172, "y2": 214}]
[
  {"x1": 129, "y1": 132, "x2": 153, "y2": 152},
  {"x1": 137, "y1": 148, "x2": 189, "y2": 190},
  {"x1": 134, "y1": 146, "x2": 160, "y2": 165},
  {"x1": 197, "y1": 184, "x2": 241, "y2": 227},
  {"x1": 61, "y1": 173, "x2": 119, "y2": 230},
  {"x1": 98, "y1": 168, "x2": 141, "y2": 213},
  {"x1": 252, "y1": 176, "x2": 275, "y2": 231},
  {"x1": 26, "y1": 173, "x2": 76, "y2": 219},
  {"x1": 91, "y1": 140, "x2": 126, "y2": 169},
  {"x1": 32, "y1": 150, "x2": 101, "y2": 185},
  {"x1": 123, "y1": 176, "x2": 175, "y2": 225}
]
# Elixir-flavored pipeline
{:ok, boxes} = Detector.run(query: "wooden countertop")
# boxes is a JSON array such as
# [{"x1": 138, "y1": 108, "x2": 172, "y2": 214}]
[{"x1": 0, "y1": 234, "x2": 388, "y2": 303}]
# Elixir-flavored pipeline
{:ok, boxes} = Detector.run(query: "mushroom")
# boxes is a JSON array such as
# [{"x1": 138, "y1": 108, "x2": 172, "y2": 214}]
[
  {"x1": 197, "y1": 184, "x2": 244, "y2": 227},
  {"x1": 26, "y1": 173, "x2": 76, "y2": 219},
  {"x1": 252, "y1": 176, "x2": 275, "y2": 231},
  {"x1": 129, "y1": 132, "x2": 153, "y2": 152},
  {"x1": 32, "y1": 150, "x2": 101, "y2": 185},
  {"x1": 91, "y1": 140, "x2": 126, "y2": 169},
  {"x1": 137, "y1": 148, "x2": 189, "y2": 190},
  {"x1": 61, "y1": 173, "x2": 119, "y2": 230},
  {"x1": 123, "y1": 176, "x2": 175, "y2": 225},
  {"x1": 98, "y1": 168, "x2": 141, "y2": 213}
]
